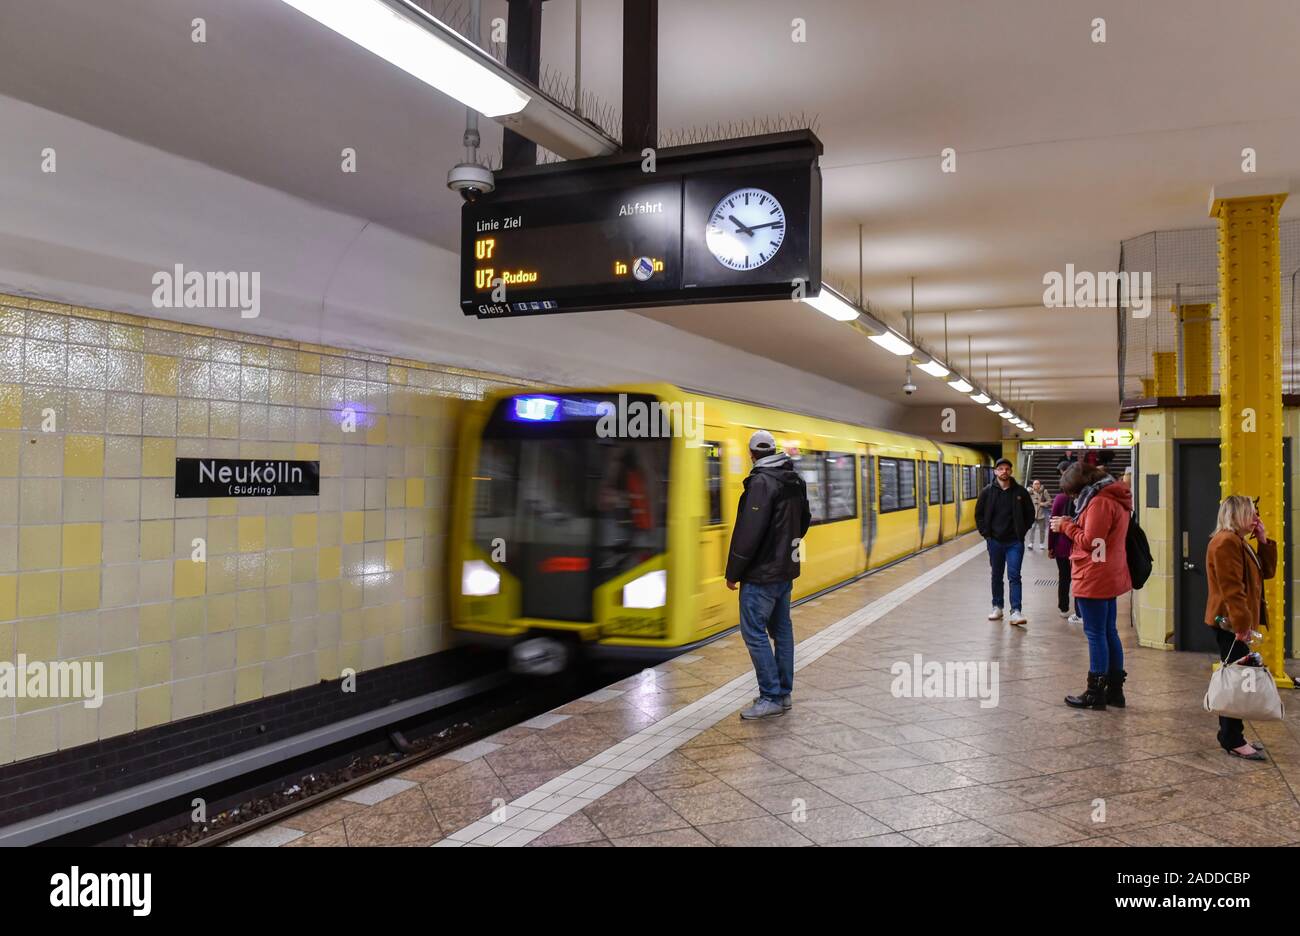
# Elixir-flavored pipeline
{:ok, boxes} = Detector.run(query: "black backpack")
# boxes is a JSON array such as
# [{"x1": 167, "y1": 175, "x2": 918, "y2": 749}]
[{"x1": 1126, "y1": 511, "x2": 1152, "y2": 589}]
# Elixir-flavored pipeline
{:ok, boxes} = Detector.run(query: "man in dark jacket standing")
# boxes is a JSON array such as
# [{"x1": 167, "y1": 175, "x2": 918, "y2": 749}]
[
  {"x1": 974, "y1": 457, "x2": 1036, "y2": 626},
  {"x1": 726, "y1": 430, "x2": 811, "y2": 719}
]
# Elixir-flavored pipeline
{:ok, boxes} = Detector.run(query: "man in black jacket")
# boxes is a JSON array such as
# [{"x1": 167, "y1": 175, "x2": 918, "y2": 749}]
[
  {"x1": 974, "y1": 457, "x2": 1036, "y2": 626},
  {"x1": 726, "y1": 430, "x2": 812, "y2": 719}
]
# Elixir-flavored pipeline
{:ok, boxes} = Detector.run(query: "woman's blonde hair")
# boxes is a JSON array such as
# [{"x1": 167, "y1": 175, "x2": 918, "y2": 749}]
[{"x1": 1214, "y1": 495, "x2": 1256, "y2": 536}]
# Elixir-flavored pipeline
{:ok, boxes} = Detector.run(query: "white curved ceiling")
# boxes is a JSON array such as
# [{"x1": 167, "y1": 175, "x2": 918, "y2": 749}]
[{"x1": 1, "y1": 0, "x2": 1297, "y2": 413}]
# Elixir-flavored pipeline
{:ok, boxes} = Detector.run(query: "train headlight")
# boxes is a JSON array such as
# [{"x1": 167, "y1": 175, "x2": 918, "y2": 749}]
[
  {"x1": 622, "y1": 569, "x2": 666, "y2": 609},
  {"x1": 462, "y1": 560, "x2": 500, "y2": 597}
]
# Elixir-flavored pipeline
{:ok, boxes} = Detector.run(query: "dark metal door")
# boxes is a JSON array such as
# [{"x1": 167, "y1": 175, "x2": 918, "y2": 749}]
[{"x1": 1175, "y1": 442, "x2": 1220, "y2": 652}]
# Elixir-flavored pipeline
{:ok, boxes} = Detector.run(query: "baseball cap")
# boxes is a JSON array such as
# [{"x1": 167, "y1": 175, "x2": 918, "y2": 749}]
[
  {"x1": 749, "y1": 429, "x2": 776, "y2": 454},
  {"x1": 995, "y1": 457, "x2": 1013, "y2": 469}
]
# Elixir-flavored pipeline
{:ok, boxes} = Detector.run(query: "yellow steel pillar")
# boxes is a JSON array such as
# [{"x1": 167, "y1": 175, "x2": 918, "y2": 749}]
[
  {"x1": 1152, "y1": 351, "x2": 1177, "y2": 396},
  {"x1": 1211, "y1": 181, "x2": 1290, "y2": 684},
  {"x1": 1175, "y1": 302, "x2": 1214, "y2": 396}
]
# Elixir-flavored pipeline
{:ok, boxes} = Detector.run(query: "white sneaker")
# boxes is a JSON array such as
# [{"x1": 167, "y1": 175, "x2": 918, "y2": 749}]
[
  {"x1": 1009, "y1": 609, "x2": 1027, "y2": 625},
  {"x1": 988, "y1": 606, "x2": 1004, "y2": 620},
  {"x1": 1067, "y1": 613, "x2": 1084, "y2": 626}
]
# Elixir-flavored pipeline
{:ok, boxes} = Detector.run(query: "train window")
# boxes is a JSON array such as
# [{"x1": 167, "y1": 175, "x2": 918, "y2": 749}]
[
  {"x1": 943, "y1": 464, "x2": 954, "y2": 503},
  {"x1": 927, "y1": 461, "x2": 940, "y2": 505},
  {"x1": 795, "y1": 450, "x2": 827, "y2": 525},
  {"x1": 705, "y1": 440, "x2": 723, "y2": 526},
  {"x1": 825, "y1": 452, "x2": 858, "y2": 521},
  {"x1": 877, "y1": 457, "x2": 899, "y2": 512},
  {"x1": 962, "y1": 465, "x2": 977, "y2": 500},
  {"x1": 897, "y1": 458, "x2": 917, "y2": 510}
]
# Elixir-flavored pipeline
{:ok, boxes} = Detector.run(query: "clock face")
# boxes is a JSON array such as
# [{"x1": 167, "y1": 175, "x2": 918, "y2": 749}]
[{"x1": 705, "y1": 187, "x2": 786, "y2": 271}]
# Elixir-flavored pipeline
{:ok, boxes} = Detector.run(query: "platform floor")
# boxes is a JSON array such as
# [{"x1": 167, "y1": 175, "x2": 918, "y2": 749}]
[{"x1": 242, "y1": 534, "x2": 1300, "y2": 847}]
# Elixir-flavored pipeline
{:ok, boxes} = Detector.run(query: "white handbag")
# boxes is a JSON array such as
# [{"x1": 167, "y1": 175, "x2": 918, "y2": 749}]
[{"x1": 1203, "y1": 641, "x2": 1285, "y2": 722}]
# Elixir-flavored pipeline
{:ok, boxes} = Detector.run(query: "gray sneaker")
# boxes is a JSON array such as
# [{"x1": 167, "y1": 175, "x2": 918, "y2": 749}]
[
  {"x1": 740, "y1": 698, "x2": 785, "y2": 720},
  {"x1": 752, "y1": 694, "x2": 793, "y2": 711}
]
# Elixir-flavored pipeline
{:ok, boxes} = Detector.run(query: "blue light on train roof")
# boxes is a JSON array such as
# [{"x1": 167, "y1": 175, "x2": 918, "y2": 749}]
[
  {"x1": 513, "y1": 396, "x2": 561, "y2": 421},
  {"x1": 508, "y1": 395, "x2": 606, "y2": 421}
]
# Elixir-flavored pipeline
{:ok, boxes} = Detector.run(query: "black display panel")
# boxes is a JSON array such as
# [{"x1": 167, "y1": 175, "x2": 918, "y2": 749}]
[{"x1": 461, "y1": 131, "x2": 822, "y2": 318}]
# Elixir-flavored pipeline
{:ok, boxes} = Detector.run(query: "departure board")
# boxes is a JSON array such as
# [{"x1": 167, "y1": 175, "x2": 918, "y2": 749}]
[{"x1": 461, "y1": 131, "x2": 822, "y2": 318}]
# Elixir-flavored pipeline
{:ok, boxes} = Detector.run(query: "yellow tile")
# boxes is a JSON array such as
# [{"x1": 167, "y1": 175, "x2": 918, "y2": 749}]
[
  {"x1": 317, "y1": 546, "x2": 341, "y2": 581},
  {"x1": 385, "y1": 540, "x2": 405, "y2": 572},
  {"x1": 366, "y1": 416, "x2": 387, "y2": 446},
  {"x1": 0, "y1": 432, "x2": 18, "y2": 476},
  {"x1": 143, "y1": 354, "x2": 178, "y2": 396},
  {"x1": 236, "y1": 590, "x2": 265, "y2": 628},
  {"x1": 0, "y1": 384, "x2": 21, "y2": 430},
  {"x1": 139, "y1": 603, "x2": 173, "y2": 643},
  {"x1": 174, "y1": 597, "x2": 204, "y2": 638},
  {"x1": 294, "y1": 443, "x2": 319, "y2": 461},
  {"x1": 237, "y1": 515, "x2": 265, "y2": 552},
  {"x1": 19, "y1": 526, "x2": 60, "y2": 571},
  {"x1": 292, "y1": 514, "x2": 318, "y2": 549},
  {"x1": 139, "y1": 519, "x2": 172, "y2": 561},
  {"x1": 61, "y1": 521, "x2": 104, "y2": 569},
  {"x1": 137, "y1": 685, "x2": 171, "y2": 730},
  {"x1": 208, "y1": 496, "x2": 238, "y2": 516},
  {"x1": 63, "y1": 435, "x2": 105, "y2": 477},
  {"x1": 137, "y1": 643, "x2": 171, "y2": 685},
  {"x1": 266, "y1": 585, "x2": 291, "y2": 622},
  {"x1": 142, "y1": 437, "x2": 175, "y2": 477},
  {"x1": 18, "y1": 572, "x2": 59, "y2": 617},
  {"x1": 16, "y1": 616, "x2": 58, "y2": 660},
  {"x1": 205, "y1": 593, "x2": 236, "y2": 633},
  {"x1": 386, "y1": 478, "x2": 405, "y2": 508},
  {"x1": 173, "y1": 559, "x2": 206, "y2": 598},
  {"x1": 296, "y1": 352, "x2": 320, "y2": 374},
  {"x1": 406, "y1": 478, "x2": 425, "y2": 508},
  {"x1": 363, "y1": 510, "x2": 385, "y2": 542},
  {"x1": 0, "y1": 575, "x2": 15, "y2": 621},
  {"x1": 342, "y1": 511, "x2": 364, "y2": 544},
  {"x1": 318, "y1": 513, "x2": 340, "y2": 546},
  {"x1": 62, "y1": 569, "x2": 100, "y2": 612},
  {"x1": 236, "y1": 628, "x2": 265, "y2": 666},
  {"x1": 235, "y1": 665, "x2": 263, "y2": 703}
]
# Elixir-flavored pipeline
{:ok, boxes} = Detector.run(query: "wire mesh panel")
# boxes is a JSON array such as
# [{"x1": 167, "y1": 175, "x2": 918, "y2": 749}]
[{"x1": 1118, "y1": 220, "x2": 1300, "y2": 404}]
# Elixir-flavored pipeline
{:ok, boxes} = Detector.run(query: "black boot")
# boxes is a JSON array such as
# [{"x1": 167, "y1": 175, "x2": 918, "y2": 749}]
[
  {"x1": 1105, "y1": 669, "x2": 1126, "y2": 707},
  {"x1": 1065, "y1": 672, "x2": 1108, "y2": 710}
]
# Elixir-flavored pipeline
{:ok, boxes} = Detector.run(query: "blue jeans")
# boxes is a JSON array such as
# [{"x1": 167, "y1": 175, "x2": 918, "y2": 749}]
[
  {"x1": 1077, "y1": 596, "x2": 1122, "y2": 673},
  {"x1": 739, "y1": 580, "x2": 794, "y2": 702},
  {"x1": 986, "y1": 539, "x2": 1024, "y2": 610}
]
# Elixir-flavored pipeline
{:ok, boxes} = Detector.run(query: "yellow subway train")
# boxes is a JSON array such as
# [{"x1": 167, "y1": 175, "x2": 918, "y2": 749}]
[{"x1": 449, "y1": 383, "x2": 991, "y2": 672}]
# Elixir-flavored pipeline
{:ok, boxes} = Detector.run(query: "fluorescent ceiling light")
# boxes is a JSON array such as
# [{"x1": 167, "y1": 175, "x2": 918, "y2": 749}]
[
  {"x1": 1023, "y1": 424, "x2": 1035, "y2": 433},
  {"x1": 1000, "y1": 411, "x2": 1015, "y2": 420},
  {"x1": 868, "y1": 331, "x2": 914, "y2": 356},
  {"x1": 278, "y1": 0, "x2": 531, "y2": 117},
  {"x1": 947, "y1": 377, "x2": 973, "y2": 393},
  {"x1": 917, "y1": 358, "x2": 950, "y2": 378},
  {"x1": 987, "y1": 402, "x2": 1004, "y2": 412},
  {"x1": 970, "y1": 392, "x2": 991, "y2": 404},
  {"x1": 800, "y1": 288, "x2": 860, "y2": 322}
]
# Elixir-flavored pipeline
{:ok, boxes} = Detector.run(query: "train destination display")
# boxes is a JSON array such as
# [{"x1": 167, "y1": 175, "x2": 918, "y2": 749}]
[{"x1": 461, "y1": 131, "x2": 822, "y2": 318}]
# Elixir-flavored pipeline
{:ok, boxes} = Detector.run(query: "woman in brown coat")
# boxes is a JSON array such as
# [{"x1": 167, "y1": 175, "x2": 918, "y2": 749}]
[{"x1": 1204, "y1": 494, "x2": 1276, "y2": 761}]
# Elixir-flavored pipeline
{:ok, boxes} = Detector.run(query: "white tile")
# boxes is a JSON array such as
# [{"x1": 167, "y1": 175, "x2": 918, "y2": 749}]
[
  {"x1": 673, "y1": 654, "x2": 702, "y2": 664},
  {"x1": 227, "y1": 825, "x2": 305, "y2": 847},
  {"x1": 474, "y1": 824, "x2": 518, "y2": 846},
  {"x1": 342, "y1": 777, "x2": 417, "y2": 806},
  {"x1": 499, "y1": 828, "x2": 541, "y2": 847},
  {"x1": 513, "y1": 790, "x2": 547, "y2": 809},
  {"x1": 557, "y1": 779, "x2": 595, "y2": 797},
  {"x1": 441, "y1": 740, "x2": 504, "y2": 762},
  {"x1": 525, "y1": 812, "x2": 568, "y2": 832},
  {"x1": 432, "y1": 839, "x2": 464, "y2": 847},
  {"x1": 537, "y1": 777, "x2": 574, "y2": 794},
  {"x1": 534, "y1": 793, "x2": 575, "y2": 811},
  {"x1": 519, "y1": 713, "x2": 571, "y2": 729},
  {"x1": 449, "y1": 820, "x2": 494, "y2": 842},
  {"x1": 580, "y1": 688, "x2": 626, "y2": 703}
]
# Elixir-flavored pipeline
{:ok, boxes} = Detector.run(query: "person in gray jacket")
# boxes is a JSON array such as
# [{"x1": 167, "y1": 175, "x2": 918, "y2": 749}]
[{"x1": 726, "y1": 430, "x2": 811, "y2": 719}]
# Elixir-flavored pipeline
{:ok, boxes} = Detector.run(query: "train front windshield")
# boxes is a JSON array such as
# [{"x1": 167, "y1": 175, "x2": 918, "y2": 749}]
[{"x1": 473, "y1": 395, "x2": 669, "y2": 622}]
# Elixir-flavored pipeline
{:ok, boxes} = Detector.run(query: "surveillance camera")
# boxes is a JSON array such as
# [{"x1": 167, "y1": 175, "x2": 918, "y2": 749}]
[
  {"x1": 447, "y1": 163, "x2": 495, "y2": 203},
  {"x1": 903, "y1": 381, "x2": 917, "y2": 395}
]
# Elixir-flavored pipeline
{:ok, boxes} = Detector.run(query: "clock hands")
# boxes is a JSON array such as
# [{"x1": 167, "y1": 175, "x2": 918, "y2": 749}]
[
  {"x1": 727, "y1": 214, "x2": 755, "y2": 236},
  {"x1": 727, "y1": 214, "x2": 782, "y2": 237}
]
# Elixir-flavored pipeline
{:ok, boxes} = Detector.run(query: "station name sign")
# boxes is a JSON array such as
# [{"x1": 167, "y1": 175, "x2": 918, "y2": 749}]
[
  {"x1": 175, "y1": 458, "x2": 320, "y2": 498},
  {"x1": 461, "y1": 130, "x2": 823, "y2": 318}
]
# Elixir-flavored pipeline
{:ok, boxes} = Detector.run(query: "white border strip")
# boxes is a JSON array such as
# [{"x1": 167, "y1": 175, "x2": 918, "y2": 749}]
[{"x1": 434, "y1": 542, "x2": 986, "y2": 846}]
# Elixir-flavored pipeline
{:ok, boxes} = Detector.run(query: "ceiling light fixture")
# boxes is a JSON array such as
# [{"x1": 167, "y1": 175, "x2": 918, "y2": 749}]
[
  {"x1": 278, "y1": 0, "x2": 532, "y2": 117},
  {"x1": 916, "y1": 356, "x2": 950, "y2": 378},
  {"x1": 947, "y1": 377, "x2": 973, "y2": 393},
  {"x1": 800, "y1": 287, "x2": 860, "y2": 322},
  {"x1": 970, "y1": 392, "x2": 991, "y2": 404},
  {"x1": 987, "y1": 402, "x2": 1003, "y2": 413}
]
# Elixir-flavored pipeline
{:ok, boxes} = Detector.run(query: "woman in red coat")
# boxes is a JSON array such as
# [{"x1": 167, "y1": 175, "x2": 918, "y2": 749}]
[{"x1": 1049, "y1": 462, "x2": 1131, "y2": 709}]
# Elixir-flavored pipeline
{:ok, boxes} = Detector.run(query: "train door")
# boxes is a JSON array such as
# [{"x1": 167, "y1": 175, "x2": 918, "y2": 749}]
[
  {"x1": 917, "y1": 453, "x2": 928, "y2": 548},
  {"x1": 954, "y1": 461, "x2": 964, "y2": 529},
  {"x1": 861, "y1": 447, "x2": 875, "y2": 568},
  {"x1": 696, "y1": 435, "x2": 730, "y2": 631}
]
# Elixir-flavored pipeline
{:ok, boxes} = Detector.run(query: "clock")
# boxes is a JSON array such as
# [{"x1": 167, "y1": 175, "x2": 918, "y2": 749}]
[{"x1": 704, "y1": 187, "x2": 787, "y2": 271}]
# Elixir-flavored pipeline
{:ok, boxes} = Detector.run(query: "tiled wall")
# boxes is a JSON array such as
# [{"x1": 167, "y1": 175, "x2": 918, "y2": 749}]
[{"x1": 0, "y1": 293, "x2": 526, "y2": 765}]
